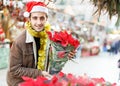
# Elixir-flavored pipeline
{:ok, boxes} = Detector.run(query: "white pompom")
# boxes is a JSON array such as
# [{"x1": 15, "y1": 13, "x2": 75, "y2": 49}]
[{"x1": 23, "y1": 12, "x2": 30, "y2": 17}]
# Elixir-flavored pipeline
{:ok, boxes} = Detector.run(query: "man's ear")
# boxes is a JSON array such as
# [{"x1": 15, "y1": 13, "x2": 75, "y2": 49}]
[
  {"x1": 46, "y1": 18, "x2": 48, "y2": 21},
  {"x1": 28, "y1": 14, "x2": 31, "y2": 20},
  {"x1": 28, "y1": 18, "x2": 30, "y2": 21},
  {"x1": 46, "y1": 14, "x2": 48, "y2": 19}
]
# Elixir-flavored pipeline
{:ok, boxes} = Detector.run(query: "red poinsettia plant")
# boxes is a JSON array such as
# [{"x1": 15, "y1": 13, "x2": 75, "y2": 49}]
[
  {"x1": 19, "y1": 72, "x2": 117, "y2": 86},
  {"x1": 46, "y1": 31, "x2": 80, "y2": 74},
  {"x1": 47, "y1": 30, "x2": 80, "y2": 58},
  {"x1": 47, "y1": 30, "x2": 80, "y2": 49}
]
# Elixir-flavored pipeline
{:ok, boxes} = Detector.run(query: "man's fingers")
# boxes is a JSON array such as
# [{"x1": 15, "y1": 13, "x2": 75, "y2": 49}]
[
  {"x1": 46, "y1": 74, "x2": 53, "y2": 79},
  {"x1": 68, "y1": 51, "x2": 76, "y2": 58},
  {"x1": 42, "y1": 71, "x2": 52, "y2": 79}
]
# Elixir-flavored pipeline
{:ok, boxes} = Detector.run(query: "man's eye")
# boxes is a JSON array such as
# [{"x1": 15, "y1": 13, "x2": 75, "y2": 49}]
[
  {"x1": 40, "y1": 16, "x2": 45, "y2": 20},
  {"x1": 32, "y1": 17, "x2": 37, "y2": 20}
]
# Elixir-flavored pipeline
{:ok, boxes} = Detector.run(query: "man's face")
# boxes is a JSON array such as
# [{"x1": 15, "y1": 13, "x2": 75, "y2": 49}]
[{"x1": 29, "y1": 12, "x2": 47, "y2": 32}]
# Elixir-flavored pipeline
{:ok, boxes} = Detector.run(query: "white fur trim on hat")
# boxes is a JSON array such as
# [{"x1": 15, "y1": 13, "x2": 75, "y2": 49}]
[
  {"x1": 30, "y1": 6, "x2": 48, "y2": 14},
  {"x1": 23, "y1": 11, "x2": 30, "y2": 17}
]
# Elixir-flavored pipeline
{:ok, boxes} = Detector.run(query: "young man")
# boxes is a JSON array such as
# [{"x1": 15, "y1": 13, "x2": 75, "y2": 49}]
[{"x1": 7, "y1": 1, "x2": 75, "y2": 86}]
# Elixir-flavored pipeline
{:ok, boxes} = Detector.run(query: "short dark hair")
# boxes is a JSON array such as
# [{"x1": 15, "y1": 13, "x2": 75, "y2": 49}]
[{"x1": 29, "y1": 13, "x2": 48, "y2": 18}]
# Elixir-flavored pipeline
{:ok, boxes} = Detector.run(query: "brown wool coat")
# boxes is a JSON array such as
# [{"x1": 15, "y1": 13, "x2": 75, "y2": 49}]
[{"x1": 7, "y1": 30, "x2": 50, "y2": 86}]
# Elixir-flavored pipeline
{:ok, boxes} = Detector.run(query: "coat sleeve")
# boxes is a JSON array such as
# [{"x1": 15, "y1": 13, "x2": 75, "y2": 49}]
[{"x1": 9, "y1": 40, "x2": 42, "y2": 79}]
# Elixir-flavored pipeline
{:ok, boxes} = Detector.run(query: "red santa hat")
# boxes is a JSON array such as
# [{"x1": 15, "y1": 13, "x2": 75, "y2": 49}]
[{"x1": 23, "y1": 1, "x2": 48, "y2": 17}]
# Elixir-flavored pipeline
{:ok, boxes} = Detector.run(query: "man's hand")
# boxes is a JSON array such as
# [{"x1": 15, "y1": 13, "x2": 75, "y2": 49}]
[
  {"x1": 41, "y1": 71, "x2": 52, "y2": 79},
  {"x1": 68, "y1": 50, "x2": 76, "y2": 59}
]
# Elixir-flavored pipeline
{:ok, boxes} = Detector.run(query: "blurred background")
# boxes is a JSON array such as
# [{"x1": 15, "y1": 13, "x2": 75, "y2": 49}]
[{"x1": 0, "y1": 0, "x2": 120, "y2": 86}]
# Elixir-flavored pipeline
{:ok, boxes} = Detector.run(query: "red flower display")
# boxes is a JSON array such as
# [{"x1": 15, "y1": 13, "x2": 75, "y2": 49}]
[{"x1": 20, "y1": 72, "x2": 117, "y2": 86}]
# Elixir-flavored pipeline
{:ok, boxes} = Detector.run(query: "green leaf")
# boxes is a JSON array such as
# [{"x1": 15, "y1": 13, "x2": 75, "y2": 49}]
[{"x1": 115, "y1": 16, "x2": 120, "y2": 27}]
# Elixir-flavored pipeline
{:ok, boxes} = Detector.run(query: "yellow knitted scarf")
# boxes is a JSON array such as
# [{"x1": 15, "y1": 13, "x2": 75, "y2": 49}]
[{"x1": 25, "y1": 21, "x2": 51, "y2": 70}]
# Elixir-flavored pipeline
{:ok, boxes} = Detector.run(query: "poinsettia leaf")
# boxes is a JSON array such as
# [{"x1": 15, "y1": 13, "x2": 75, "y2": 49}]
[
  {"x1": 35, "y1": 76, "x2": 49, "y2": 86},
  {"x1": 57, "y1": 51, "x2": 66, "y2": 58},
  {"x1": 52, "y1": 42, "x2": 64, "y2": 51},
  {"x1": 65, "y1": 45, "x2": 74, "y2": 51},
  {"x1": 46, "y1": 31, "x2": 53, "y2": 40},
  {"x1": 50, "y1": 75, "x2": 58, "y2": 84},
  {"x1": 58, "y1": 72, "x2": 65, "y2": 78},
  {"x1": 19, "y1": 81, "x2": 35, "y2": 86},
  {"x1": 22, "y1": 76, "x2": 34, "y2": 81},
  {"x1": 20, "y1": 76, "x2": 35, "y2": 86}
]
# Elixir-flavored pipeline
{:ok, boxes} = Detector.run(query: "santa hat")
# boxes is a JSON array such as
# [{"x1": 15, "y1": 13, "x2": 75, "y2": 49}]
[{"x1": 23, "y1": 1, "x2": 48, "y2": 17}]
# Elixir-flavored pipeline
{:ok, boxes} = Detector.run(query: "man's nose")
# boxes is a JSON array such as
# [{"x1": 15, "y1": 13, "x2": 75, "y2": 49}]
[{"x1": 37, "y1": 19, "x2": 42, "y2": 25}]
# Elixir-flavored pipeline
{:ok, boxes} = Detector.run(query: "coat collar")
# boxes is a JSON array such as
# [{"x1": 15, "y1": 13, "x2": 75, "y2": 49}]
[
  {"x1": 25, "y1": 30, "x2": 37, "y2": 66},
  {"x1": 26, "y1": 30, "x2": 34, "y2": 43}
]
